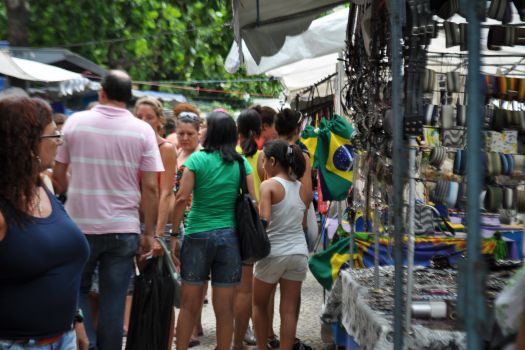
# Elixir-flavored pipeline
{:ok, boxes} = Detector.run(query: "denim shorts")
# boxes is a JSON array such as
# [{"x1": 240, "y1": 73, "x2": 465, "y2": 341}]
[
  {"x1": 0, "y1": 330, "x2": 76, "y2": 350},
  {"x1": 180, "y1": 228, "x2": 241, "y2": 287}
]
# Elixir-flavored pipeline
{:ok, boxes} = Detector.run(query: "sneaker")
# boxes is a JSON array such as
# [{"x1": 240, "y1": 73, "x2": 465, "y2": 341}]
[
  {"x1": 267, "y1": 335, "x2": 280, "y2": 349},
  {"x1": 293, "y1": 338, "x2": 312, "y2": 350},
  {"x1": 244, "y1": 326, "x2": 256, "y2": 346}
]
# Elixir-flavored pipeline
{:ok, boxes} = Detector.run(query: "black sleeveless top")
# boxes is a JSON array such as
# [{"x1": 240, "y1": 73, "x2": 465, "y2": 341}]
[{"x1": 0, "y1": 188, "x2": 89, "y2": 339}]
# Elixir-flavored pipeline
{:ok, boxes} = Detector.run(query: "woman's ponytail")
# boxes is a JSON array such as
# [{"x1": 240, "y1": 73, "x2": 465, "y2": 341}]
[{"x1": 237, "y1": 109, "x2": 261, "y2": 157}]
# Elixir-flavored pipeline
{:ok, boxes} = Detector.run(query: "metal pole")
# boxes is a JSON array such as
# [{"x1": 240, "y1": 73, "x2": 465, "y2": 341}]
[
  {"x1": 461, "y1": 1, "x2": 486, "y2": 349},
  {"x1": 389, "y1": 0, "x2": 406, "y2": 348},
  {"x1": 405, "y1": 136, "x2": 418, "y2": 332},
  {"x1": 373, "y1": 206, "x2": 381, "y2": 289}
]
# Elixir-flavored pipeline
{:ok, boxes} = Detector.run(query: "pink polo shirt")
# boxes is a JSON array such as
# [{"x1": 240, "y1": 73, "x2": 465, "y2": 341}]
[{"x1": 55, "y1": 105, "x2": 164, "y2": 234}]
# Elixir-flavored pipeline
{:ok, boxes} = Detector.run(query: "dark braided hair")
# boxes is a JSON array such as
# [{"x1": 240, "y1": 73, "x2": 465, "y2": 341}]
[{"x1": 263, "y1": 140, "x2": 305, "y2": 180}]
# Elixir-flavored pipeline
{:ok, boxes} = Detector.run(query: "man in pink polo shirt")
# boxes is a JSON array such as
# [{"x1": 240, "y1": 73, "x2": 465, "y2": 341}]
[{"x1": 53, "y1": 70, "x2": 163, "y2": 350}]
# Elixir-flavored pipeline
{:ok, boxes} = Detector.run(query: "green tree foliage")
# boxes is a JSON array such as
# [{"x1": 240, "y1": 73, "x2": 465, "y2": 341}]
[{"x1": 0, "y1": 1, "x2": 281, "y2": 106}]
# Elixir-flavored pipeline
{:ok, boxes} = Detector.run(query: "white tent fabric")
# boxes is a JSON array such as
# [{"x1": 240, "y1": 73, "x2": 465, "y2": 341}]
[
  {"x1": 265, "y1": 53, "x2": 339, "y2": 94},
  {"x1": 232, "y1": 0, "x2": 347, "y2": 63},
  {"x1": 0, "y1": 50, "x2": 96, "y2": 95},
  {"x1": 0, "y1": 50, "x2": 82, "y2": 82},
  {"x1": 225, "y1": 7, "x2": 349, "y2": 75}
]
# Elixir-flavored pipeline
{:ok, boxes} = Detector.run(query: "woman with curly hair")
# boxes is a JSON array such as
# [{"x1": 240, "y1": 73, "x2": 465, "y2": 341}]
[{"x1": 0, "y1": 96, "x2": 89, "y2": 350}]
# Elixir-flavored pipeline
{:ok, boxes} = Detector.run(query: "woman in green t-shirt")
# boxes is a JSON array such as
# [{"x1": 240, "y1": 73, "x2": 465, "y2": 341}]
[{"x1": 172, "y1": 111, "x2": 256, "y2": 350}]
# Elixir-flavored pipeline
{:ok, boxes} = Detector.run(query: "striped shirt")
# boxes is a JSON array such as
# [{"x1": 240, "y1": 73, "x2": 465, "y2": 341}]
[{"x1": 55, "y1": 105, "x2": 164, "y2": 234}]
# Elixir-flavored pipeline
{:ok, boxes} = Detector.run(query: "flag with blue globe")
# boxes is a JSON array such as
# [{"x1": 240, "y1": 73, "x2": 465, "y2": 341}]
[{"x1": 315, "y1": 115, "x2": 354, "y2": 200}]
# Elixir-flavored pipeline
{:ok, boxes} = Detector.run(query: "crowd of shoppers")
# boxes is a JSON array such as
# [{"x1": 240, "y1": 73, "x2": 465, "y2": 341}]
[{"x1": 0, "y1": 70, "x2": 314, "y2": 350}]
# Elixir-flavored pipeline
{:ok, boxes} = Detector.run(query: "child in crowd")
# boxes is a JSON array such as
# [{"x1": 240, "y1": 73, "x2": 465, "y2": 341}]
[{"x1": 252, "y1": 140, "x2": 309, "y2": 350}]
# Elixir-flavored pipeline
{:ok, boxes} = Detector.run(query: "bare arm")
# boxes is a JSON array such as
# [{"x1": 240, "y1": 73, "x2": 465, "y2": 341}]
[
  {"x1": 138, "y1": 171, "x2": 159, "y2": 257},
  {"x1": 299, "y1": 154, "x2": 313, "y2": 206},
  {"x1": 170, "y1": 168, "x2": 195, "y2": 267},
  {"x1": 156, "y1": 144, "x2": 177, "y2": 236},
  {"x1": 258, "y1": 180, "x2": 272, "y2": 223},
  {"x1": 0, "y1": 211, "x2": 6, "y2": 242},
  {"x1": 171, "y1": 168, "x2": 195, "y2": 233},
  {"x1": 52, "y1": 161, "x2": 69, "y2": 195}
]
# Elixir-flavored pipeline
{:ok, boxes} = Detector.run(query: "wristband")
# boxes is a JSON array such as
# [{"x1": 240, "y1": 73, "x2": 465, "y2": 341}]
[
  {"x1": 170, "y1": 231, "x2": 180, "y2": 238},
  {"x1": 74, "y1": 309, "x2": 84, "y2": 324}
]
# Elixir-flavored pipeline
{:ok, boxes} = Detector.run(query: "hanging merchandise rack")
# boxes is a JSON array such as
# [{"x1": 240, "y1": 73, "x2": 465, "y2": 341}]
[{"x1": 314, "y1": 0, "x2": 525, "y2": 349}]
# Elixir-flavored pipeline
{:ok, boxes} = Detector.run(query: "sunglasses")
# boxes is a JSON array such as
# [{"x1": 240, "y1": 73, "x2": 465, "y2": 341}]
[
  {"x1": 178, "y1": 112, "x2": 199, "y2": 122},
  {"x1": 40, "y1": 131, "x2": 64, "y2": 141}
]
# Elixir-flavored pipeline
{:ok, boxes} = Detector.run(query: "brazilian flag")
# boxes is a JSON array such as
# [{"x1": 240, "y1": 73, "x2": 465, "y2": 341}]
[
  {"x1": 316, "y1": 115, "x2": 354, "y2": 200},
  {"x1": 300, "y1": 124, "x2": 319, "y2": 168}
]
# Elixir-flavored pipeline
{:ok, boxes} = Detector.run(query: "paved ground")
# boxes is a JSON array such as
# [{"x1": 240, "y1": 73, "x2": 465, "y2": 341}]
[{"x1": 176, "y1": 271, "x2": 332, "y2": 350}]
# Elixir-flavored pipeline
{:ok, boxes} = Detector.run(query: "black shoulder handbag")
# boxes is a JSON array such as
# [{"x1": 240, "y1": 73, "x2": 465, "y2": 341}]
[{"x1": 235, "y1": 159, "x2": 271, "y2": 264}]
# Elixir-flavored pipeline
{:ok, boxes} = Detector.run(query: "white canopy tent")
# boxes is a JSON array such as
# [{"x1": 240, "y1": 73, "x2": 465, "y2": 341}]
[
  {"x1": 226, "y1": 7, "x2": 348, "y2": 95},
  {"x1": 226, "y1": 7, "x2": 349, "y2": 75},
  {"x1": 0, "y1": 50, "x2": 95, "y2": 95},
  {"x1": 232, "y1": 0, "x2": 348, "y2": 64}
]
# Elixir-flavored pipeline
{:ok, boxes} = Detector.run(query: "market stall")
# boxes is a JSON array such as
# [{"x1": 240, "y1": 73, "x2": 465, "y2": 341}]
[{"x1": 229, "y1": 0, "x2": 525, "y2": 348}]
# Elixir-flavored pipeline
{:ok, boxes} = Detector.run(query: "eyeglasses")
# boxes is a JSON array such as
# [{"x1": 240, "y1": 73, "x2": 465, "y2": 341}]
[
  {"x1": 178, "y1": 112, "x2": 199, "y2": 122},
  {"x1": 40, "y1": 131, "x2": 64, "y2": 141}
]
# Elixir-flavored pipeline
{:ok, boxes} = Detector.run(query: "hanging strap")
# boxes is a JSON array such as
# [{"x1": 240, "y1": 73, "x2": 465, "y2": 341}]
[{"x1": 237, "y1": 159, "x2": 249, "y2": 195}]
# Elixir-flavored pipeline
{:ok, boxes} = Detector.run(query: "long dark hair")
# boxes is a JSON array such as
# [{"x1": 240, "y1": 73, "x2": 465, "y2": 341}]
[
  {"x1": 263, "y1": 140, "x2": 306, "y2": 179},
  {"x1": 202, "y1": 111, "x2": 242, "y2": 163},
  {"x1": 237, "y1": 109, "x2": 261, "y2": 157},
  {"x1": 0, "y1": 96, "x2": 52, "y2": 224}
]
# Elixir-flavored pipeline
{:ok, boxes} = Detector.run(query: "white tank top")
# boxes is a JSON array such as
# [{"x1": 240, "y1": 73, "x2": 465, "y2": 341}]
[{"x1": 266, "y1": 176, "x2": 308, "y2": 257}]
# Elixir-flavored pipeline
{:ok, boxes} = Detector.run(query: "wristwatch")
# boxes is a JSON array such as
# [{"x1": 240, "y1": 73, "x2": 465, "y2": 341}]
[{"x1": 74, "y1": 309, "x2": 84, "y2": 324}]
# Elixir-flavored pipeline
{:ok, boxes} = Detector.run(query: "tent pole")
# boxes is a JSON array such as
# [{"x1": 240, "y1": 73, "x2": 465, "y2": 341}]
[
  {"x1": 389, "y1": 0, "x2": 406, "y2": 348},
  {"x1": 459, "y1": 1, "x2": 487, "y2": 349}
]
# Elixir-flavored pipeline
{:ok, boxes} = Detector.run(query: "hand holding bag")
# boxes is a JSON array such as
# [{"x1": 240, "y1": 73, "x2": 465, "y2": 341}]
[
  {"x1": 235, "y1": 159, "x2": 271, "y2": 264},
  {"x1": 126, "y1": 237, "x2": 180, "y2": 350}
]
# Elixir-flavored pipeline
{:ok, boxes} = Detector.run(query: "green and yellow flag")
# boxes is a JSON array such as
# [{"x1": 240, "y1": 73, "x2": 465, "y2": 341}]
[
  {"x1": 300, "y1": 124, "x2": 319, "y2": 168},
  {"x1": 316, "y1": 115, "x2": 354, "y2": 200}
]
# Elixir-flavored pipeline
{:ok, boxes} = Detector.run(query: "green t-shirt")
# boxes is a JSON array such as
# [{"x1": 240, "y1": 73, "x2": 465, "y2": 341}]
[{"x1": 184, "y1": 150, "x2": 252, "y2": 234}]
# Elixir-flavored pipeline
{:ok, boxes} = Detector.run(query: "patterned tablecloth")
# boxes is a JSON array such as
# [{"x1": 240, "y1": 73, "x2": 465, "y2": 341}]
[{"x1": 323, "y1": 267, "x2": 468, "y2": 350}]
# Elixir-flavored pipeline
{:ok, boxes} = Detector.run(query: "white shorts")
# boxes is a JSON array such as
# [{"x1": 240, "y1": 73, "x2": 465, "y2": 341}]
[{"x1": 254, "y1": 254, "x2": 308, "y2": 284}]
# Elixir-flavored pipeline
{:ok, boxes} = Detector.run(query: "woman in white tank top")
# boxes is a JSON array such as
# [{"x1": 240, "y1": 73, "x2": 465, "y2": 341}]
[{"x1": 252, "y1": 140, "x2": 309, "y2": 350}]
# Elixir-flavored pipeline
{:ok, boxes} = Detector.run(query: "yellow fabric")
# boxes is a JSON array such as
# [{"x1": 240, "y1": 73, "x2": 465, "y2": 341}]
[
  {"x1": 236, "y1": 145, "x2": 261, "y2": 202},
  {"x1": 325, "y1": 132, "x2": 353, "y2": 182},
  {"x1": 301, "y1": 136, "x2": 318, "y2": 167}
]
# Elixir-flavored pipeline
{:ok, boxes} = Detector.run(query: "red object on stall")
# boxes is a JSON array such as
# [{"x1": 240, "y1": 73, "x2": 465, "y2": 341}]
[{"x1": 317, "y1": 169, "x2": 329, "y2": 215}]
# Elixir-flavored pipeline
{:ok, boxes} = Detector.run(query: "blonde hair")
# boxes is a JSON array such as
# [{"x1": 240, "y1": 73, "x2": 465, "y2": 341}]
[{"x1": 134, "y1": 96, "x2": 166, "y2": 132}]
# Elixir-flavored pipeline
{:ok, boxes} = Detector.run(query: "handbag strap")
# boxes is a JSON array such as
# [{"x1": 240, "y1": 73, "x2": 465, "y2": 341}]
[
  {"x1": 156, "y1": 237, "x2": 178, "y2": 276},
  {"x1": 237, "y1": 159, "x2": 249, "y2": 195}
]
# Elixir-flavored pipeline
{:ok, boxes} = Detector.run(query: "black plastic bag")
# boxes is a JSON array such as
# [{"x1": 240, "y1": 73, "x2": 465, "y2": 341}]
[
  {"x1": 126, "y1": 239, "x2": 180, "y2": 350},
  {"x1": 235, "y1": 159, "x2": 271, "y2": 264}
]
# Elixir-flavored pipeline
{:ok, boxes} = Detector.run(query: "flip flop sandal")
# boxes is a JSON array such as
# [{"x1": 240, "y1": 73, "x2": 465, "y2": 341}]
[{"x1": 188, "y1": 339, "x2": 201, "y2": 348}]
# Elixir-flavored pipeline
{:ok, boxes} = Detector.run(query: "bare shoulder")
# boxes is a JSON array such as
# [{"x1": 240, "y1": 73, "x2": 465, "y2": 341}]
[
  {"x1": 159, "y1": 142, "x2": 176, "y2": 157},
  {"x1": 166, "y1": 133, "x2": 178, "y2": 144},
  {"x1": 260, "y1": 178, "x2": 277, "y2": 192}
]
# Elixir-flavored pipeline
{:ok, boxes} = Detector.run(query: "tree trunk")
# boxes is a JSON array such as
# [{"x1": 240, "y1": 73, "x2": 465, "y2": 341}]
[{"x1": 4, "y1": 0, "x2": 29, "y2": 46}]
